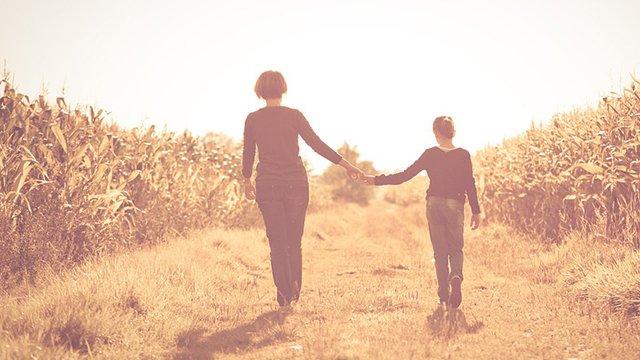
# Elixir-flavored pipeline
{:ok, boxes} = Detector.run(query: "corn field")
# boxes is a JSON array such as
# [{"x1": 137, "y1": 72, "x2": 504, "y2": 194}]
[
  {"x1": 475, "y1": 77, "x2": 640, "y2": 247},
  {"x1": 0, "y1": 79, "x2": 254, "y2": 287}
]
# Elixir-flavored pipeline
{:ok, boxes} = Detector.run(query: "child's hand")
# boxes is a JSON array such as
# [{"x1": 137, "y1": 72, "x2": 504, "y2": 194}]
[{"x1": 362, "y1": 175, "x2": 376, "y2": 186}]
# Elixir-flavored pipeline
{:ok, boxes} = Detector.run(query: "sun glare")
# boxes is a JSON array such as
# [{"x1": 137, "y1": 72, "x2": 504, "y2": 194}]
[{"x1": 1, "y1": 0, "x2": 639, "y2": 173}]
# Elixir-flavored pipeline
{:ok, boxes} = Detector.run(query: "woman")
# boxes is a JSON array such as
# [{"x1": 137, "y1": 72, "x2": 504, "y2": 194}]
[
  {"x1": 242, "y1": 70, "x2": 363, "y2": 307},
  {"x1": 363, "y1": 116, "x2": 480, "y2": 309}
]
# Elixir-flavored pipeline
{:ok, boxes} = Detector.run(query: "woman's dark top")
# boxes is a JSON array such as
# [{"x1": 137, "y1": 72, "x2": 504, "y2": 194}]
[
  {"x1": 242, "y1": 106, "x2": 342, "y2": 184},
  {"x1": 375, "y1": 146, "x2": 481, "y2": 214}
]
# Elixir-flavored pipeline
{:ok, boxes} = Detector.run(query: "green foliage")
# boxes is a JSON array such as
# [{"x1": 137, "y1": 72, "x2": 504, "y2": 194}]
[{"x1": 321, "y1": 143, "x2": 375, "y2": 205}]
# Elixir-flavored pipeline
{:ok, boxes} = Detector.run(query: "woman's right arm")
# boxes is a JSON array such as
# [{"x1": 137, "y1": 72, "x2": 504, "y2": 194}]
[{"x1": 242, "y1": 116, "x2": 256, "y2": 200}]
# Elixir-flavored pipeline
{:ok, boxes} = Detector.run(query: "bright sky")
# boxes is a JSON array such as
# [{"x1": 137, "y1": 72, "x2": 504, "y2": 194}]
[{"x1": 2, "y1": 0, "x2": 639, "y2": 173}]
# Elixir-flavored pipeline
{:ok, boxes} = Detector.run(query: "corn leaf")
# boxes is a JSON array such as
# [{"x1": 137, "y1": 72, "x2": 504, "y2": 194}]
[{"x1": 51, "y1": 123, "x2": 68, "y2": 153}]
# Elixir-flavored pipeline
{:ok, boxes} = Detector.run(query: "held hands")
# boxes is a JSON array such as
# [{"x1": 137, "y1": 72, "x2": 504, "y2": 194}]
[
  {"x1": 345, "y1": 165, "x2": 364, "y2": 181},
  {"x1": 339, "y1": 159, "x2": 365, "y2": 181},
  {"x1": 342, "y1": 165, "x2": 376, "y2": 185}
]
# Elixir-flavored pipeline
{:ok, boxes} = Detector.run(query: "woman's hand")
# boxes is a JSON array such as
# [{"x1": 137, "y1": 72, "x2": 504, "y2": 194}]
[
  {"x1": 470, "y1": 213, "x2": 480, "y2": 230},
  {"x1": 243, "y1": 178, "x2": 256, "y2": 200},
  {"x1": 338, "y1": 159, "x2": 364, "y2": 181},
  {"x1": 362, "y1": 175, "x2": 376, "y2": 185},
  {"x1": 346, "y1": 166, "x2": 363, "y2": 181}
]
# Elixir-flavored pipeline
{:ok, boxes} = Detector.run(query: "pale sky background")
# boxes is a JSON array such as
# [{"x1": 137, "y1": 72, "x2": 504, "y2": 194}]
[{"x1": 1, "y1": 0, "x2": 639, "y2": 173}]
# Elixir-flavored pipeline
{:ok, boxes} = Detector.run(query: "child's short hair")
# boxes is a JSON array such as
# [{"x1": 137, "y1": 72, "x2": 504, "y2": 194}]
[
  {"x1": 433, "y1": 116, "x2": 456, "y2": 139},
  {"x1": 254, "y1": 70, "x2": 288, "y2": 99}
]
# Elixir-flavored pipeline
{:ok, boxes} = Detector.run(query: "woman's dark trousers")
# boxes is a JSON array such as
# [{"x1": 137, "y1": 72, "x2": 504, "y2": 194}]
[{"x1": 256, "y1": 182, "x2": 309, "y2": 306}]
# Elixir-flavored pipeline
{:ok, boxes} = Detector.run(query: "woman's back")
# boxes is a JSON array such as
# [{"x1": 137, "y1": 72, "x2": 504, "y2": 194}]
[{"x1": 242, "y1": 106, "x2": 342, "y2": 184}]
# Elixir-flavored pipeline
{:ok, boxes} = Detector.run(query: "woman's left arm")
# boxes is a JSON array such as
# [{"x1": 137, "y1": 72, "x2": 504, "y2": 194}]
[
  {"x1": 297, "y1": 112, "x2": 343, "y2": 164},
  {"x1": 297, "y1": 112, "x2": 363, "y2": 179}
]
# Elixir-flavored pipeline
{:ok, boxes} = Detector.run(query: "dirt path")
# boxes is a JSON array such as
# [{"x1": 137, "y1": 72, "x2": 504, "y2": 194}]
[
  {"x1": 3, "y1": 201, "x2": 639, "y2": 359},
  {"x1": 174, "y1": 202, "x2": 640, "y2": 359}
]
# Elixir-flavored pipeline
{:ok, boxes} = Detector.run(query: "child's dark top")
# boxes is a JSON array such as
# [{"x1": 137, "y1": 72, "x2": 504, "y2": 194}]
[{"x1": 375, "y1": 147, "x2": 481, "y2": 214}]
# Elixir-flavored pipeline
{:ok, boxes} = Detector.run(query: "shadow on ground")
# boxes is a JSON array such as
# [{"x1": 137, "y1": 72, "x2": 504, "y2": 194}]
[
  {"x1": 426, "y1": 306, "x2": 484, "y2": 340},
  {"x1": 173, "y1": 308, "x2": 291, "y2": 360}
]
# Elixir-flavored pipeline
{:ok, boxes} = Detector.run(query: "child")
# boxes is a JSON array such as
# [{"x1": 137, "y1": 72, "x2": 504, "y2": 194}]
[{"x1": 363, "y1": 116, "x2": 480, "y2": 308}]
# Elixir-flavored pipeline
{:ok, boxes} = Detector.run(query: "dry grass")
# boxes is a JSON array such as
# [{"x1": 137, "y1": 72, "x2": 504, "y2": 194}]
[
  {"x1": 381, "y1": 175, "x2": 428, "y2": 207},
  {"x1": 0, "y1": 226, "x2": 270, "y2": 359},
  {"x1": 562, "y1": 241, "x2": 640, "y2": 317},
  {"x1": 0, "y1": 78, "x2": 256, "y2": 287},
  {"x1": 1, "y1": 201, "x2": 639, "y2": 359}
]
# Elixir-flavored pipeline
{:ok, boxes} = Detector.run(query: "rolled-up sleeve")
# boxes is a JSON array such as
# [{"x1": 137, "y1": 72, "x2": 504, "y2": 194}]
[
  {"x1": 242, "y1": 115, "x2": 256, "y2": 178},
  {"x1": 297, "y1": 111, "x2": 342, "y2": 164}
]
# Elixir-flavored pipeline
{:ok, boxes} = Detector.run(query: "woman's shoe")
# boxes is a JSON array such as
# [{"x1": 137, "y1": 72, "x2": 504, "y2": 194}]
[{"x1": 449, "y1": 276, "x2": 462, "y2": 309}]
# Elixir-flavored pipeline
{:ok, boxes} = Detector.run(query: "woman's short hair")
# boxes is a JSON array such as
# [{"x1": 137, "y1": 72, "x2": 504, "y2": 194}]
[
  {"x1": 254, "y1": 70, "x2": 288, "y2": 99},
  {"x1": 433, "y1": 116, "x2": 456, "y2": 139}
]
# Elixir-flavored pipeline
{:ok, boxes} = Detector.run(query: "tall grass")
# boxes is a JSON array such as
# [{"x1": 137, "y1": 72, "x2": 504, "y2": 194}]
[
  {"x1": 0, "y1": 78, "x2": 252, "y2": 287},
  {"x1": 474, "y1": 77, "x2": 640, "y2": 246}
]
